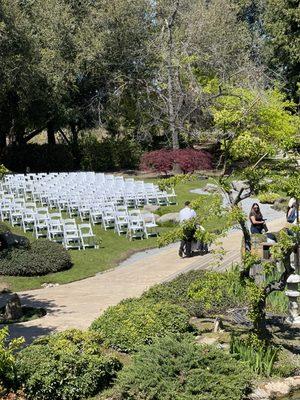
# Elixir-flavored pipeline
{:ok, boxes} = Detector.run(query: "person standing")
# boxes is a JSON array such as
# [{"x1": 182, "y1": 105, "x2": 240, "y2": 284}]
[
  {"x1": 178, "y1": 201, "x2": 197, "y2": 258},
  {"x1": 249, "y1": 203, "x2": 267, "y2": 234},
  {"x1": 287, "y1": 198, "x2": 297, "y2": 224}
]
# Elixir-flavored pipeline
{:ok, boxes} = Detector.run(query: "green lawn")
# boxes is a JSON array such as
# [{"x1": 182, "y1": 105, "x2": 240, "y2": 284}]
[{"x1": 1, "y1": 176, "x2": 220, "y2": 292}]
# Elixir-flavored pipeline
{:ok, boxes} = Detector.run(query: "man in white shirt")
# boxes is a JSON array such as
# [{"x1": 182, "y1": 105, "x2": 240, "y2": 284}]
[{"x1": 178, "y1": 201, "x2": 197, "y2": 258}]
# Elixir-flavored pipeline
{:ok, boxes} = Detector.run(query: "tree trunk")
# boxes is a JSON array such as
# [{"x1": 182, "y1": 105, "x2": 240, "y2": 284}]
[
  {"x1": 166, "y1": 3, "x2": 180, "y2": 150},
  {"x1": 70, "y1": 123, "x2": 80, "y2": 169},
  {"x1": 0, "y1": 130, "x2": 7, "y2": 155},
  {"x1": 47, "y1": 121, "x2": 56, "y2": 145}
]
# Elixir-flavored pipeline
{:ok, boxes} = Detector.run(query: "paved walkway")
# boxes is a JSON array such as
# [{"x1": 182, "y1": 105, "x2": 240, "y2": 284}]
[{"x1": 5, "y1": 218, "x2": 285, "y2": 342}]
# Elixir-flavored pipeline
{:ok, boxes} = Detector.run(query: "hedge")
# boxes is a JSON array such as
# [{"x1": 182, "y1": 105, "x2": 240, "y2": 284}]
[
  {"x1": 0, "y1": 239, "x2": 72, "y2": 276},
  {"x1": 16, "y1": 329, "x2": 122, "y2": 400},
  {"x1": 115, "y1": 334, "x2": 253, "y2": 400},
  {"x1": 2, "y1": 144, "x2": 75, "y2": 173},
  {"x1": 90, "y1": 298, "x2": 191, "y2": 352},
  {"x1": 79, "y1": 135, "x2": 142, "y2": 172}
]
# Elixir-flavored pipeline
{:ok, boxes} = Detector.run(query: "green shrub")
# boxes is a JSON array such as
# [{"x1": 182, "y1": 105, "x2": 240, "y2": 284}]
[
  {"x1": 230, "y1": 335, "x2": 278, "y2": 377},
  {"x1": 0, "y1": 239, "x2": 72, "y2": 276},
  {"x1": 0, "y1": 222, "x2": 11, "y2": 234},
  {"x1": 16, "y1": 329, "x2": 122, "y2": 400},
  {"x1": 188, "y1": 270, "x2": 247, "y2": 315},
  {"x1": 273, "y1": 349, "x2": 300, "y2": 377},
  {"x1": 80, "y1": 135, "x2": 142, "y2": 172},
  {"x1": 115, "y1": 334, "x2": 253, "y2": 400},
  {"x1": 90, "y1": 298, "x2": 191, "y2": 352},
  {"x1": 0, "y1": 327, "x2": 24, "y2": 391},
  {"x1": 3, "y1": 144, "x2": 75, "y2": 173},
  {"x1": 142, "y1": 270, "x2": 206, "y2": 317},
  {"x1": 257, "y1": 192, "x2": 281, "y2": 204}
]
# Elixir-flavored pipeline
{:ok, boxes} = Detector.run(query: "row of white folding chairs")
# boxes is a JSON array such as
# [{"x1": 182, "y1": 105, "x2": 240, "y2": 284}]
[
  {"x1": 99, "y1": 208, "x2": 158, "y2": 239},
  {"x1": 0, "y1": 204, "x2": 96, "y2": 250}
]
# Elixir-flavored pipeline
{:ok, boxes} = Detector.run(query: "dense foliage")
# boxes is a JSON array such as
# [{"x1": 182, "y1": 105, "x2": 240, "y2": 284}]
[
  {"x1": 90, "y1": 298, "x2": 191, "y2": 352},
  {"x1": 114, "y1": 334, "x2": 253, "y2": 400},
  {"x1": 0, "y1": 0, "x2": 297, "y2": 170},
  {"x1": 140, "y1": 149, "x2": 213, "y2": 174},
  {"x1": 80, "y1": 135, "x2": 141, "y2": 172},
  {"x1": 188, "y1": 270, "x2": 247, "y2": 314},
  {"x1": 0, "y1": 222, "x2": 11, "y2": 234},
  {"x1": 0, "y1": 327, "x2": 24, "y2": 392},
  {"x1": 2, "y1": 144, "x2": 75, "y2": 172},
  {"x1": 142, "y1": 270, "x2": 207, "y2": 317},
  {"x1": 0, "y1": 240, "x2": 72, "y2": 276},
  {"x1": 16, "y1": 329, "x2": 121, "y2": 400}
]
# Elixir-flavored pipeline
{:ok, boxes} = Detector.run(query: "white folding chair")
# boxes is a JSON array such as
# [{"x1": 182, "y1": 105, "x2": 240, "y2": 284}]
[
  {"x1": 34, "y1": 213, "x2": 49, "y2": 238},
  {"x1": 127, "y1": 216, "x2": 144, "y2": 241},
  {"x1": 79, "y1": 223, "x2": 97, "y2": 249},
  {"x1": 142, "y1": 213, "x2": 158, "y2": 238},
  {"x1": 90, "y1": 206, "x2": 103, "y2": 225},
  {"x1": 63, "y1": 221, "x2": 81, "y2": 250},
  {"x1": 102, "y1": 209, "x2": 115, "y2": 230},
  {"x1": 22, "y1": 209, "x2": 35, "y2": 232},
  {"x1": 48, "y1": 219, "x2": 64, "y2": 243},
  {"x1": 115, "y1": 212, "x2": 129, "y2": 235}
]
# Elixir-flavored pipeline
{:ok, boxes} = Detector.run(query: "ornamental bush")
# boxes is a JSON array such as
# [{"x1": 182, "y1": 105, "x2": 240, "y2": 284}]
[
  {"x1": 257, "y1": 192, "x2": 281, "y2": 204},
  {"x1": 142, "y1": 270, "x2": 206, "y2": 317},
  {"x1": 115, "y1": 334, "x2": 253, "y2": 400},
  {"x1": 188, "y1": 269, "x2": 247, "y2": 315},
  {"x1": 140, "y1": 148, "x2": 213, "y2": 175},
  {"x1": 0, "y1": 240, "x2": 72, "y2": 276},
  {"x1": 80, "y1": 135, "x2": 142, "y2": 171},
  {"x1": 16, "y1": 329, "x2": 122, "y2": 400},
  {"x1": 0, "y1": 327, "x2": 24, "y2": 392},
  {"x1": 90, "y1": 298, "x2": 191, "y2": 352}
]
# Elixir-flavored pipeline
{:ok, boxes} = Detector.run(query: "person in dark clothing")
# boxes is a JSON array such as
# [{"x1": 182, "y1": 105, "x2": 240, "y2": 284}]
[{"x1": 249, "y1": 203, "x2": 267, "y2": 234}]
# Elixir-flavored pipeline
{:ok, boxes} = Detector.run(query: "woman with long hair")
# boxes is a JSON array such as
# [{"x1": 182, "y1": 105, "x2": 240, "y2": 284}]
[{"x1": 249, "y1": 203, "x2": 267, "y2": 234}]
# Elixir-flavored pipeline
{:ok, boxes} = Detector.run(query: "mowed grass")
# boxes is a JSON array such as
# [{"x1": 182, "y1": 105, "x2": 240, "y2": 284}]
[{"x1": 1, "y1": 176, "x2": 222, "y2": 292}]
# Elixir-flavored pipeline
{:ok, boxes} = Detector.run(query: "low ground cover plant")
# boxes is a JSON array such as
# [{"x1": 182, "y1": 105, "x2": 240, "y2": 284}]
[
  {"x1": 142, "y1": 270, "x2": 207, "y2": 317},
  {"x1": 0, "y1": 239, "x2": 72, "y2": 276},
  {"x1": 114, "y1": 334, "x2": 253, "y2": 400},
  {"x1": 188, "y1": 269, "x2": 247, "y2": 314},
  {"x1": 90, "y1": 298, "x2": 191, "y2": 352},
  {"x1": 16, "y1": 329, "x2": 121, "y2": 400}
]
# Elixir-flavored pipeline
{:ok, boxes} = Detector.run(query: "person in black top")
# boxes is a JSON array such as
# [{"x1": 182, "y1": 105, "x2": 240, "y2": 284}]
[{"x1": 249, "y1": 203, "x2": 267, "y2": 234}]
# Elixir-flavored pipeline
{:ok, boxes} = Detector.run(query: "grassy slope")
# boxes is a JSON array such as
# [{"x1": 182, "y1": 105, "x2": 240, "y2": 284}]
[{"x1": 1, "y1": 176, "x2": 220, "y2": 292}]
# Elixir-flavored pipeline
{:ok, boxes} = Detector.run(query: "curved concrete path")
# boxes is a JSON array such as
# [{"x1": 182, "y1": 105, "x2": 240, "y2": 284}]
[{"x1": 4, "y1": 218, "x2": 285, "y2": 342}]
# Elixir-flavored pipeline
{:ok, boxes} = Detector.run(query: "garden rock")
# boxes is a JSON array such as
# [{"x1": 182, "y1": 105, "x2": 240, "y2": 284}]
[
  {"x1": 157, "y1": 213, "x2": 179, "y2": 224},
  {"x1": 143, "y1": 205, "x2": 160, "y2": 213},
  {"x1": 4, "y1": 293, "x2": 23, "y2": 320},
  {"x1": 272, "y1": 197, "x2": 288, "y2": 212},
  {"x1": 249, "y1": 376, "x2": 300, "y2": 400},
  {"x1": 231, "y1": 180, "x2": 249, "y2": 192},
  {"x1": 203, "y1": 183, "x2": 219, "y2": 193}
]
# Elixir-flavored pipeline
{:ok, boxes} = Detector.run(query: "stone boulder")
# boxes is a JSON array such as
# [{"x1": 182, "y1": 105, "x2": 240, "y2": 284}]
[
  {"x1": 157, "y1": 212, "x2": 180, "y2": 224},
  {"x1": 3, "y1": 293, "x2": 23, "y2": 320},
  {"x1": 272, "y1": 197, "x2": 288, "y2": 212},
  {"x1": 140, "y1": 210, "x2": 160, "y2": 222},
  {"x1": 231, "y1": 180, "x2": 249, "y2": 192},
  {"x1": 202, "y1": 183, "x2": 220, "y2": 194},
  {"x1": 143, "y1": 204, "x2": 160, "y2": 213}
]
